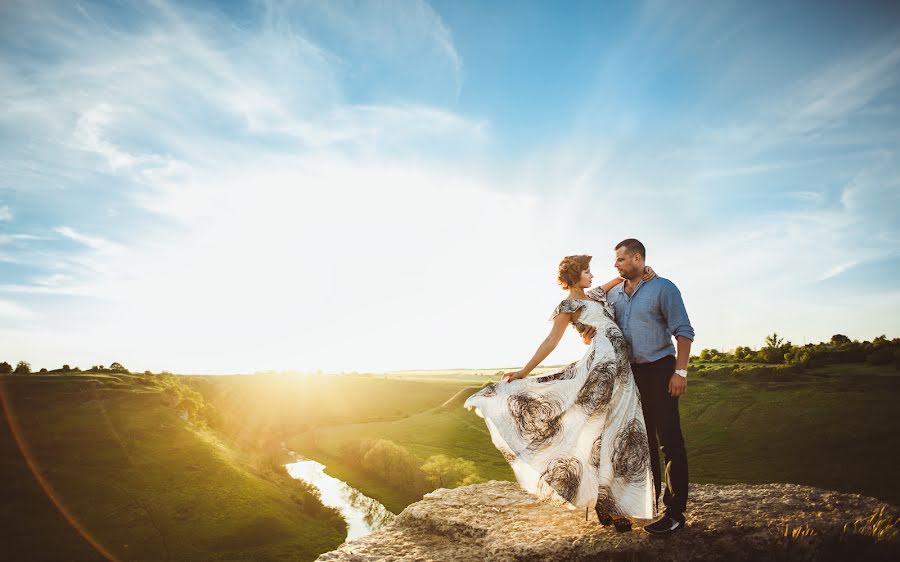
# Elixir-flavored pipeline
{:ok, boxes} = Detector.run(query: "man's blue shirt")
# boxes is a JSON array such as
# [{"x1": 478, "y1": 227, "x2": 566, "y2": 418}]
[{"x1": 606, "y1": 276, "x2": 695, "y2": 364}]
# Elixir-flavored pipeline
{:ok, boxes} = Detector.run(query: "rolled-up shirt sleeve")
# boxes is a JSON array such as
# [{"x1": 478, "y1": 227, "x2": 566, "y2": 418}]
[{"x1": 660, "y1": 281, "x2": 695, "y2": 341}]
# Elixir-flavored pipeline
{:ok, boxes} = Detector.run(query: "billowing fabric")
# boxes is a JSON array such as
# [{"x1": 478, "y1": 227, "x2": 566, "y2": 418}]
[{"x1": 464, "y1": 287, "x2": 654, "y2": 516}]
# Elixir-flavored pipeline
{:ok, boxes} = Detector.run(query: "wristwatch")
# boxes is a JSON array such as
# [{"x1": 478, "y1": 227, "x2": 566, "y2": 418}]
[{"x1": 674, "y1": 369, "x2": 688, "y2": 378}]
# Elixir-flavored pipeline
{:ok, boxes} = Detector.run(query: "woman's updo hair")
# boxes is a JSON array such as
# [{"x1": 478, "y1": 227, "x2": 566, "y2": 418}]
[{"x1": 558, "y1": 255, "x2": 591, "y2": 290}]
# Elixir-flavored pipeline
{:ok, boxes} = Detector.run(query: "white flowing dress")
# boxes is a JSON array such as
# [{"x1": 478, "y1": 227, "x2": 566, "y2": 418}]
[{"x1": 464, "y1": 287, "x2": 654, "y2": 517}]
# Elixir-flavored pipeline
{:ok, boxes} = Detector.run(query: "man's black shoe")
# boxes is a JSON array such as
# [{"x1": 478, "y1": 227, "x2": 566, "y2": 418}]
[{"x1": 643, "y1": 514, "x2": 685, "y2": 536}]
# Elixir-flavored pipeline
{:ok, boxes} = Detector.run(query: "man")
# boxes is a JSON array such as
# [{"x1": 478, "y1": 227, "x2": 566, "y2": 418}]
[{"x1": 579, "y1": 238, "x2": 694, "y2": 536}]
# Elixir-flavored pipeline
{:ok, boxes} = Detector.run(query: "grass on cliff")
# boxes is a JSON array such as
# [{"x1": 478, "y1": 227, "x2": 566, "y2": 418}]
[
  {"x1": 0, "y1": 373, "x2": 345, "y2": 562},
  {"x1": 288, "y1": 362, "x2": 900, "y2": 513}
]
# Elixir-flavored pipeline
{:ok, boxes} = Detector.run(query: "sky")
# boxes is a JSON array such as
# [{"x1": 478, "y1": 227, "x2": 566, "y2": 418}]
[{"x1": 1, "y1": 0, "x2": 899, "y2": 374}]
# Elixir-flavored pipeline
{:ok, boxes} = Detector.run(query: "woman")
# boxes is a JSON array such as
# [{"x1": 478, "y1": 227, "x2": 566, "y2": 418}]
[{"x1": 463, "y1": 255, "x2": 655, "y2": 532}]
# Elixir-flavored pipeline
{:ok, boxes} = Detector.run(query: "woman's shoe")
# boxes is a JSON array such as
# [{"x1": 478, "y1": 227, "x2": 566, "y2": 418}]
[
  {"x1": 612, "y1": 517, "x2": 632, "y2": 532},
  {"x1": 594, "y1": 505, "x2": 614, "y2": 526}
]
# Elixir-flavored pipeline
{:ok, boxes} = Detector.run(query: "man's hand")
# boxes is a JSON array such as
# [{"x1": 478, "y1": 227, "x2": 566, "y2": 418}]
[
  {"x1": 579, "y1": 325, "x2": 597, "y2": 345},
  {"x1": 668, "y1": 374, "x2": 687, "y2": 397}
]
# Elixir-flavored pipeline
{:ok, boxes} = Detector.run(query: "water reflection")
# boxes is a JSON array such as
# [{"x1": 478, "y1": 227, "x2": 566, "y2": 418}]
[{"x1": 285, "y1": 454, "x2": 396, "y2": 540}]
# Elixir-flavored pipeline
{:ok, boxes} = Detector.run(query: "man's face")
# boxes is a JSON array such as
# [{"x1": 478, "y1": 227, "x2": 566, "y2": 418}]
[{"x1": 614, "y1": 247, "x2": 643, "y2": 279}]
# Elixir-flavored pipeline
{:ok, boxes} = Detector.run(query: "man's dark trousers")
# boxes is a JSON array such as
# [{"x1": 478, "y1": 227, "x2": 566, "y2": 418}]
[{"x1": 631, "y1": 355, "x2": 688, "y2": 518}]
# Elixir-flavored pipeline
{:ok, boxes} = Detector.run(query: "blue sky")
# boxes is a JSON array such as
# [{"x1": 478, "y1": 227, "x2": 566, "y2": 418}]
[{"x1": 1, "y1": 0, "x2": 899, "y2": 373}]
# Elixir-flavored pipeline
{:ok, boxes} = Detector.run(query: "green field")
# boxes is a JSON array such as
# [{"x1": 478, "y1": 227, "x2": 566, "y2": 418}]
[
  {"x1": 3, "y1": 363, "x2": 898, "y2": 560},
  {"x1": 1, "y1": 374, "x2": 346, "y2": 561},
  {"x1": 287, "y1": 363, "x2": 900, "y2": 513}
]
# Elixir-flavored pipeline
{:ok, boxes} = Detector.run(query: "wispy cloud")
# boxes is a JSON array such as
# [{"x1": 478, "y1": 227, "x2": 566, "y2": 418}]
[
  {"x1": 1, "y1": 0, "x2": 898, "y2": 370},
  {"x1": 54, "y1": 226, "x2": 124, "y2": 254},
  {"x1": 0, "y1": 205, "x2": 11, "y2": 221},
  {"x1": 0, "y1": 300, "x2": 39, "y2": 320}
]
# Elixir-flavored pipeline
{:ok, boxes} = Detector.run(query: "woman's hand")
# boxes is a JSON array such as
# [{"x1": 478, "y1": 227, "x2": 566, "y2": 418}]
[
  {"x1": 642, "y1": 266, "x2": 657, "y2": 281},
  {"x1": 501, "y1": 371, "x2": 527, "y2": 383}
]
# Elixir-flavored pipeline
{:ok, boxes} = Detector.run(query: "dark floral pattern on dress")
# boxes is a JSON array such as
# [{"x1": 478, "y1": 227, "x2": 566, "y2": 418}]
[
  {"x1": 576, "y1": 360, "x2": 616, "y2": 415},
  {"x1": 479, "y1": 382, "x2": 498, "y2": 397},
  {"x1": 595, "y1": 485, "x2": 623, "y2": 517},
  {"x1": 606, "y1": 325, "x2": 628, "y2": 356},
  {"x1": 589, "y1": 435, "x2": 603, "y2": 468},
  {"x1": 539, "y1": 456, "x2": 582, "y2": 503},
  {"x1": 549, "y1": 299, "x2": 586, "y2": 321},
  {"x1": 586, "y1": 286, "x2": 616, "y2": 321},
  {"x1": 612, "y1": 418, "x2": 650, "y2": 483},
  {"x1": 462, "y1": 292, "x2": 653, "y2": 517},
  {"x1": 499, "y1": 447, "x2": 518, "y2": 464},
  {"x1": 507, "y1": 391, "x2": 564, "y2": 451},
  {"x1": 536, "y1": 361, "x2": 577, "y2": 383}
]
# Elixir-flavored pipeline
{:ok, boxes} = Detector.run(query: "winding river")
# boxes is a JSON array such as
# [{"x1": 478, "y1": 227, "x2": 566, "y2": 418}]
[{"x1": 284, "y1": 453, "x2": 395, "y2": 540}]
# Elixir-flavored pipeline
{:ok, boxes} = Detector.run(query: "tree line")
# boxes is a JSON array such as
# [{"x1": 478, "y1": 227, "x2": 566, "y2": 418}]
[
  {"x1": 695, "y1": 333, "x2": 900, "y2": 369},
  {"x1": 4, "y1": 333, "x2": 899, "y2": 376},
  {"x1": 0, "y1": 361, "x2": 161, "y2": 375}
]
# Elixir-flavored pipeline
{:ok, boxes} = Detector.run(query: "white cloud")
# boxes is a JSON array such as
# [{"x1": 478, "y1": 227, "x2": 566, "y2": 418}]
[
  {"x1": 0, "y1": 205, "x2": 11, "y2": 221},
  {"x1": 0, "y1": 300, "x2": 38, "y2": 320},
  {"x1": 54, "y1": 226, "x2": 124, "y2": 254},
  {"x1": 2, "y1": 0, "x2": 899, "y2": 372}
]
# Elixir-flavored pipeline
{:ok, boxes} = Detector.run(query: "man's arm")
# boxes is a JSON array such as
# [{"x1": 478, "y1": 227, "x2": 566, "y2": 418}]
[
  {"x1": 675, "y1": 335, "x2": 692, "y2": 372},
  {"x1": 660, "y1": 281, "x2": 694, "y2": 397}
]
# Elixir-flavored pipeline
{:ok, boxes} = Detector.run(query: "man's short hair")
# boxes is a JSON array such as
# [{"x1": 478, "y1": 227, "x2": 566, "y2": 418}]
[{"x1": 615, "y1": 238, "x2": 646, "y2": 259}]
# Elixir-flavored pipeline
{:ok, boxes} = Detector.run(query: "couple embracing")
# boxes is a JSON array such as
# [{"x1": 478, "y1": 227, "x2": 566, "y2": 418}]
[{"x1": 464, "y1": 239, "x2": 694, "y2": 536}]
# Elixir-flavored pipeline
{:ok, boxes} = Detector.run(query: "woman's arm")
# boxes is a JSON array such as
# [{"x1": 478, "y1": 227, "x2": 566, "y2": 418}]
[
  {"x1": 599, "y1": 277, "x2": 625, "y2": 293},
  {"x1": 502, "y1": 313, "x2": 574, "y2": 382},
  {"x1": 597, "y1": 266, "x2": 656, "y2": 293}
]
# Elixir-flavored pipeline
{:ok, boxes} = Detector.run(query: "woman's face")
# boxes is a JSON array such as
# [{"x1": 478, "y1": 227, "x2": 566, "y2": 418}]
[{"x1": 578, "y1": 267, "x2": 593, "y2": 289}]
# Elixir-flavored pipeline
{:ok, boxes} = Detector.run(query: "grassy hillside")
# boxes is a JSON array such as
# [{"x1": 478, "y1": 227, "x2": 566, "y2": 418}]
[
  {"x1": 288, "y1": 363, "x2": 900, "y2": 512},
  {"x1": 5, "y1": 363, "x2": 896, "y2": 559},
  {"x1": 0, "y1": 373, "x2": 346, "y2": 562}
]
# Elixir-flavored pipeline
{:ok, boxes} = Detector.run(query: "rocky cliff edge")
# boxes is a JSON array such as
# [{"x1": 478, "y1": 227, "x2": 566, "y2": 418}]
[{"x1": 317, "y1": 480, "x2": 898, "y2": 561}]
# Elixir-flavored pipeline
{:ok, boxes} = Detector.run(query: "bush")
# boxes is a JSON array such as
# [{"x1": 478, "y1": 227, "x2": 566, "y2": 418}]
[
  {"x1": 421, "y1": 455, "x2": 482, "y2": 488},
  {"x1": 343, "y1": 438, "x2": 431, "y2": 494},
  {"x1": 867, "y1": 349, "x2": 895, "y2": 366}
]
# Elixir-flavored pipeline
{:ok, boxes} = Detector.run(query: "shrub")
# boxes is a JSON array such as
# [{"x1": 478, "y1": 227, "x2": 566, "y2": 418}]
[
  {"x1": 867, "y1": 348, "x2": 894, "y2": 366},
  {"x1": 421, "y1": 455, "x2": 482, "y2": 488}
]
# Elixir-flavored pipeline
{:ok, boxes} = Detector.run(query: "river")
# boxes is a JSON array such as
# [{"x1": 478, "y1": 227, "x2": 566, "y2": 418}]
[{"x1": 284, "y1": 453, "x2": 396, "y2": 540}]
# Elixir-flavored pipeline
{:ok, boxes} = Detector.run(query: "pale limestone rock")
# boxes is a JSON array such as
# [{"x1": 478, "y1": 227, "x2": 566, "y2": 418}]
[{"x1": 317, "y1": 480, "x2": 897, "y2": 561}]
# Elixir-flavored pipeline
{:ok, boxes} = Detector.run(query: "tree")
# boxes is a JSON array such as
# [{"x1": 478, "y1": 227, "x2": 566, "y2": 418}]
[
  {"x1": 39, "y1": 368, "x2": 48, "y2": 373},
  {"x1": 0, "y1": 361, "x2": 11, "y2": 374},
  {"x1": 831, "y1": 334, "x2": 851, "y2": 347},
  {"x1": 360, "y1": 439, "x2": 426, "y2": 488},
  {"x1": 763, "y1": 333, "x2": 791, "y2": 364},
  {"x1": 109, "y1": 362, "x2": 128, "y2": 373},
  {"x1": 421, "y1": 455, "x2": 482, "y2": 488},
  {"x1": 785, "y1": 348, "x2": 810, "y2": 366},
  {"x1": 733, "y1": 346, "x2": 754, "y2": 362},
  {"x1": 62, "y1": 364, "x2": 71, "y2": 372},
  {"x1": 14, "y1": 361, "x2": 31, "y2": 374},
  {"x1": 764, "y1": 333, "x2": 784, "y2": 349}
]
